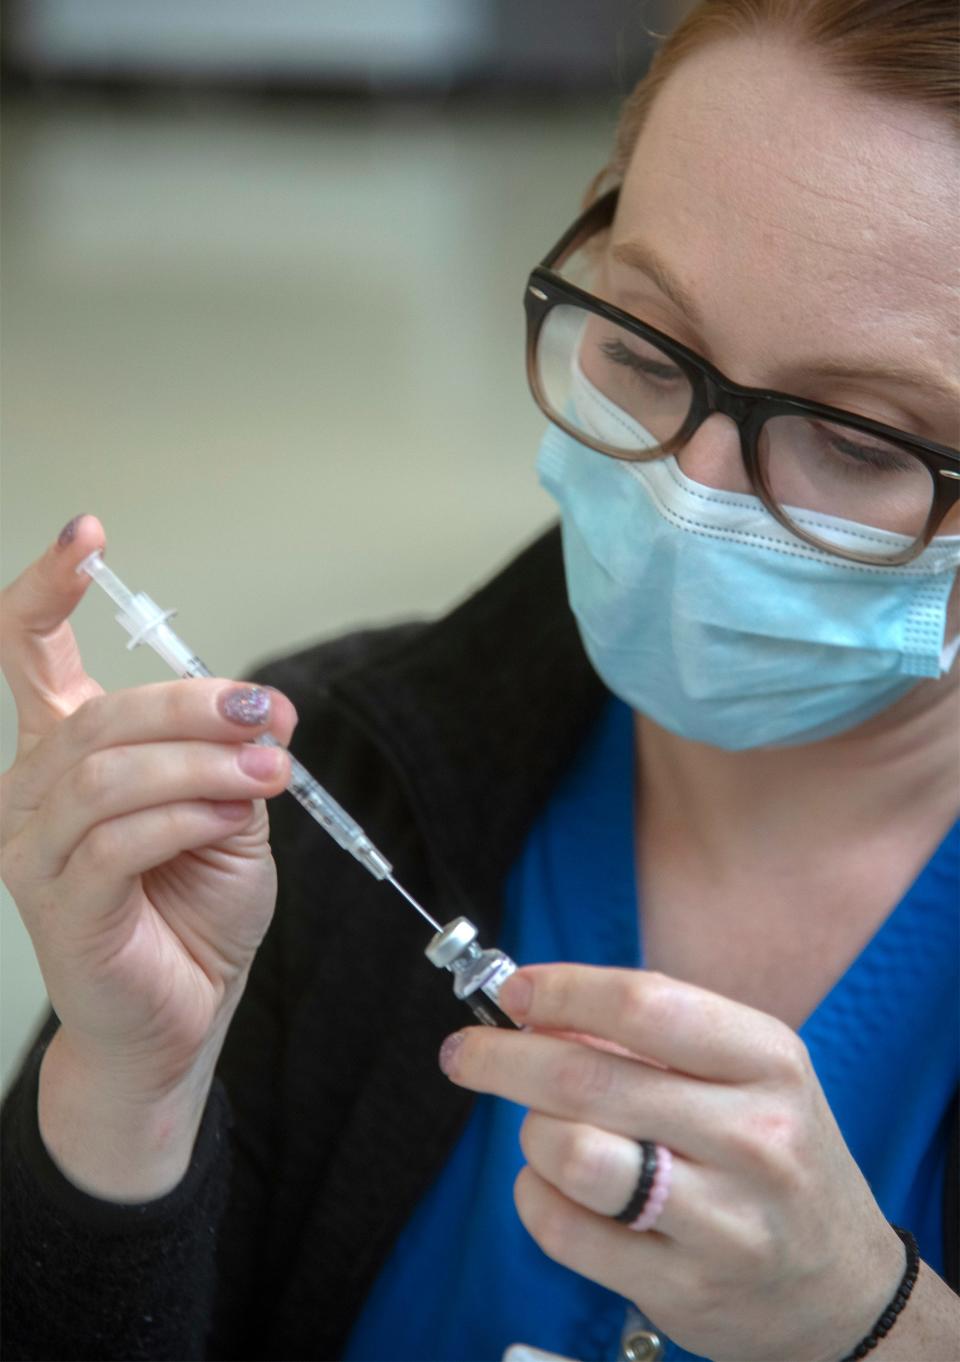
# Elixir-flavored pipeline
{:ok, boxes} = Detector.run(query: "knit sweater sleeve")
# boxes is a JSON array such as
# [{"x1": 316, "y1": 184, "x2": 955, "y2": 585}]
[
  {"x1": 0, "y1": 1036, "x2": 233, "y2": 1362},
  {"x1": 0, "y1": 625, "x2": 435, "y2": 1362},
  {"x1": 0, "y1": 652, "x2": 341, "y2": 1362},
  {"x1": 0, "y1": 836, "x2": 291, "y2": 1362}
]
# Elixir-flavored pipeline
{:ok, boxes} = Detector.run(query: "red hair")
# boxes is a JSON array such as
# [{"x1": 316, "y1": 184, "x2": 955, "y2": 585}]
[{"x1": 594, "y1": 0, "x2": 958, "y2": 193}]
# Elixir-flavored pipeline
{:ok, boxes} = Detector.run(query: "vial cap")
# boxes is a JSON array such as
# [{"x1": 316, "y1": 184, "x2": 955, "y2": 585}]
[{"x1": 425, "y1": 916, "x2": 478, "y2": 969}]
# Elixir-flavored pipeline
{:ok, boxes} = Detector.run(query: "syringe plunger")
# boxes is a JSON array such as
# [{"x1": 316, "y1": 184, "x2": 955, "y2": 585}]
[{"x1": 77, "y1": 551, "x2": 204, "y2": 677}]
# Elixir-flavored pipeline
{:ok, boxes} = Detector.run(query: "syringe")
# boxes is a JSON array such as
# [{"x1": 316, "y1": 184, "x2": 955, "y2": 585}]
[{"x1": 76, "y1": 550, "x2": 520, "y2": 1028}]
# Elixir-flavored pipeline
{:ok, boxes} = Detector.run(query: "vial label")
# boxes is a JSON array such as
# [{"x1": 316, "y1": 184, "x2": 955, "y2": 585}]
[
  {"x1": 468, "y1": 994, "x2": 518, "y2": 1029},
  {"x1": 481, "y1": 957, "x2": 517, "y2": 1002}
]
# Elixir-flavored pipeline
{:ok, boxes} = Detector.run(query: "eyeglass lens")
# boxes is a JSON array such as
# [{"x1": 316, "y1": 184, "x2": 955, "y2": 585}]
[{"x1": 535, "y1": 243, "x2": 944, "y2": 563}]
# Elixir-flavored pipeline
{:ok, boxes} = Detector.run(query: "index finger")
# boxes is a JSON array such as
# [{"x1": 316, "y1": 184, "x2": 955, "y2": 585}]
[
  {"x1": 498, "y1": 965, "x2": 803, "y2": 1084},
  {"x1": 1, "y1": 515, "x2": 105, "y2": 744}
]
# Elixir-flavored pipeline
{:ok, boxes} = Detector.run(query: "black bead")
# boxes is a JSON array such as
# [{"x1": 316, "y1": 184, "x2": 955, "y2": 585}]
[
  {"x1": 836, "y1": 1223, "x2": 920, "y2": 1362},
  {"x1": 613, "y1": 1141, "x2": 659, "y2": 1224}
]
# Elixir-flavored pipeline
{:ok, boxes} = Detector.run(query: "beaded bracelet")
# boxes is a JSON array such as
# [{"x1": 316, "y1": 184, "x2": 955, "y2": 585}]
[{"x1": 837, "y1": 1226, "x2": 920, "y2": 1361}]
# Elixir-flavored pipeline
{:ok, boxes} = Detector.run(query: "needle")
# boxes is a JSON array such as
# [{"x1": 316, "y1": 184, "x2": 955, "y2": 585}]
[{"x1": 386, "y1": 874, "x2": 442, "y2": 933}]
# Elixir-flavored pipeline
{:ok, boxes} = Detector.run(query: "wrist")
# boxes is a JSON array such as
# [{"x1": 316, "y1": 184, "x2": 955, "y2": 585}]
[
  {"x1": 37, "y1": 1028, "x2": 217, "y2": 1202},
  {"x1": 831, "y1": 1258, "x2": 960, "y2": 1362},
  {"x1": 817, "y1": 1226, "x2": 923, "y2": 1362}
]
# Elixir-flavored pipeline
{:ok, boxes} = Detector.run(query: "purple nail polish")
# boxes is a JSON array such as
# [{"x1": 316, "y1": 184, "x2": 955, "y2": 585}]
[
  {"x1": 439, "y1": 1032, "x2": 465, "y2": 1076},
  {"x1": 56, "y1": 516, "x2": 82, "y2": 549},
  {"x1": 218, "y1": 686, "x2": 271, "y2": 726}
]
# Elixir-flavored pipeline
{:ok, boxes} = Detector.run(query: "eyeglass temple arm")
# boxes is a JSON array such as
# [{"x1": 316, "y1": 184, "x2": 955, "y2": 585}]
[{"x1": 538, "y1": 187, "x2": 620, "y2": 271}]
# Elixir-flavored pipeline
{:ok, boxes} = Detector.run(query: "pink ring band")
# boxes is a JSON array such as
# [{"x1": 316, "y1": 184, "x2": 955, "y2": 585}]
[{"x1": 627, "y1": 1144, "x2": 672, "y2": 1232}]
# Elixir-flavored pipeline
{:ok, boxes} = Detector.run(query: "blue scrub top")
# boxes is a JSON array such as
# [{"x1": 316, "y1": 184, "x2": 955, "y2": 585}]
[{"x1": 344, "y1": 699, "x2": 959, "y2": 1362}]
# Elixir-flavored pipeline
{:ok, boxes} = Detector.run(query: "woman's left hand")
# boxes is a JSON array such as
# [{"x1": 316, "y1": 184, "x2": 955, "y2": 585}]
[{"x1": 438, "y1": 964, "x2": 906, "y2": 1362}]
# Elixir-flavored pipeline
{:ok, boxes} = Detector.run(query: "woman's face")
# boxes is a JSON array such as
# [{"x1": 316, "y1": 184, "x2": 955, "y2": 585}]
[{"x1": 603, "y1": 35, "x2": 959, "y2": 526}]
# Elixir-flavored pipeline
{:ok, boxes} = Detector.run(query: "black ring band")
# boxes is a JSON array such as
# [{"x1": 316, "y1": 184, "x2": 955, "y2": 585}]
[{"x1": 614, "y1": 1140, "x2": 659, "y2": 1224}]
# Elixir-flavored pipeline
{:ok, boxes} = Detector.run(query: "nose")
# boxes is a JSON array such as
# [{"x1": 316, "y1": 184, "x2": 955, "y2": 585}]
[{"x1": 674, "y1": 413, "x2": 753, "y2": 495}]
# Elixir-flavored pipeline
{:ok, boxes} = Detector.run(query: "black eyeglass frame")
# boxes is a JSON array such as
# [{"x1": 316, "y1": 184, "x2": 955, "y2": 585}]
[{"x1": 524, "y1": 188, "x2": 960, "y2": 566}]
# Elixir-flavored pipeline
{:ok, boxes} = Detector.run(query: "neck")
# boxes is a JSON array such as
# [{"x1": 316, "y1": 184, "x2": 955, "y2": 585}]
[{"x1": 635, "y1": 672, "x2": 960, "y2": 873}]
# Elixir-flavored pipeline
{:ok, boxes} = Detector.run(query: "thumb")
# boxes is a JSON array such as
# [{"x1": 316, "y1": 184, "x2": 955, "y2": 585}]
[{"x1": 1, "y1": 514, "x2": 106, "y2": 746}]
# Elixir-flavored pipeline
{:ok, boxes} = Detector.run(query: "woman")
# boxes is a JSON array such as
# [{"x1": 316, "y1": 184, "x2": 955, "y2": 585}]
[{"x1": 2, "y1": 2, "x2": 958, "y2": 1359}]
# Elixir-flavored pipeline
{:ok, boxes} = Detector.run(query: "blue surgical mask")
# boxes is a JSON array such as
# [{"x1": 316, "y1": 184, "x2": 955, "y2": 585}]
[{"x1": 537, "y1": 371, "x2": 960, "y2": 750}]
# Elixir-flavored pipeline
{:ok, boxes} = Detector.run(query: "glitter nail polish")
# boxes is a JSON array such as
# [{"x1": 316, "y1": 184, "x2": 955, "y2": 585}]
[
  {"x1": 438, "y1": 1032, "x2": 466, "y2": 1075},
  {"x1": 56, "y1": 516, "x2": 82, "y2": 548},
  {"x1": 218, "y1": 686, "x2": 271, "y2": 726}
]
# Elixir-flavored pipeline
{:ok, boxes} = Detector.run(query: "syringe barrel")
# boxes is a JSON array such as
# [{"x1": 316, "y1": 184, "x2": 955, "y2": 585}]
[
  {"x1": 78, "y1": 550, "x2": 393, "y2": 882},
  {"x1": 279, "y1": 747, "x2": 392, "y2": 879}
]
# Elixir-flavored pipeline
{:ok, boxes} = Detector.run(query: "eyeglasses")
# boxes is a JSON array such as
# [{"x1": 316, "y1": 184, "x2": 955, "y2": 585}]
[{"x1": 524, "y1": 188, "x2": 960, "y2": 566}]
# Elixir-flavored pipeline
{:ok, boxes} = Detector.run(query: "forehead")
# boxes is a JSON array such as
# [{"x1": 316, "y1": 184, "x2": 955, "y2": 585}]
[{"x1": 615, "y1": 36, "x2": 959, "y2": 384}]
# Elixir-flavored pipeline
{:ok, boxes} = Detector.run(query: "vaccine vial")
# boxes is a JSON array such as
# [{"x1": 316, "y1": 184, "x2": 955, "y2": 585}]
[{"x1": 425, "y1": 917, "x2": 519, "y2": 1029}]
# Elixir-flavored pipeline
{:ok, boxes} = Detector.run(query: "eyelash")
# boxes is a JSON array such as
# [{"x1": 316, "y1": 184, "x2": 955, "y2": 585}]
[
  {"x1": 809, "y1": 424, "x2": 915, "y2": 476},
  {"x1": 596, "y1": 334, "x2": 931, "y2": 477},
  {"x1": 599, "y1": 338, "x2": 684, "y2": 385}
]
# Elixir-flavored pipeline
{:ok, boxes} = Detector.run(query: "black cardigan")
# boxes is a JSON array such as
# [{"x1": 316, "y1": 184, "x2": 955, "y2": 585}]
[{"x1": 2, "y1": 527, "x2": 957, "y2": 1362}]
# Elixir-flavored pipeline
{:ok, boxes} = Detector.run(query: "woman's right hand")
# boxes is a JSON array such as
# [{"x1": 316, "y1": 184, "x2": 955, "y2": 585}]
[{"x1": 0, "y1": 516, "x2": 298, "y2": 1196}]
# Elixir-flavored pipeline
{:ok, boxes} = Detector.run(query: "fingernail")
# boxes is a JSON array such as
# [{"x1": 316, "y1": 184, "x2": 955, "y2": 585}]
[
  {"x1": 56, "y1": 515, "x2": 83, "y2": 549},
  {"x1": 439, "y1": 1032, "x2": 465, "y2": 1076},
  {"x1": 219, "y1": 686, "x2": 271, "y2": 725},
  {"x1": 237, "y1": 745, "x2": 283, "y2": 780},
  {"x1": 499, "y1": 973, "x2": 532, "y2": 1019}
]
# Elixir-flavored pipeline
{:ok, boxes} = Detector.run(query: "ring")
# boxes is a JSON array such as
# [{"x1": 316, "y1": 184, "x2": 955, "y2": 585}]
[{"x1": 613, "y1": 1141, "x2": 673, "y2": 1233}]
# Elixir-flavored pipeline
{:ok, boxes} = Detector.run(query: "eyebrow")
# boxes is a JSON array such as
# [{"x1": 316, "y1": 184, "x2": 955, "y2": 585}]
[
  {"x1": 799, "y1": 359, "x2": 960, "y2": 410},
  {"x1": 610, "y1": 239, "x2": 705, "y2": 326},
  {"x1": 609, "y1": 238, "x2": 960, "y2": 412}
]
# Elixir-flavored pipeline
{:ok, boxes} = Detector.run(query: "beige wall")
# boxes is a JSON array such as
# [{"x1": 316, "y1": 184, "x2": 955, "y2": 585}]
[{"x1": 1, "y1": 96, "x2": 615, "y2": 1088}]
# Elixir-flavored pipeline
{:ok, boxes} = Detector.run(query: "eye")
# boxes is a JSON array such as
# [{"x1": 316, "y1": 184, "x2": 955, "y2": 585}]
[
  {"x1": 598, "y1": 337, "x2": 685, "y2": 387},
  {"x1": 811, "y1": 422, "x2": 918, "y2": 476}
]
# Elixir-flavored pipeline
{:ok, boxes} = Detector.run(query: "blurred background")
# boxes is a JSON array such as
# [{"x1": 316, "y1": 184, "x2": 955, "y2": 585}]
[{"x1": 1, "y1": 0, "x2": 692, "y2": 1089}]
